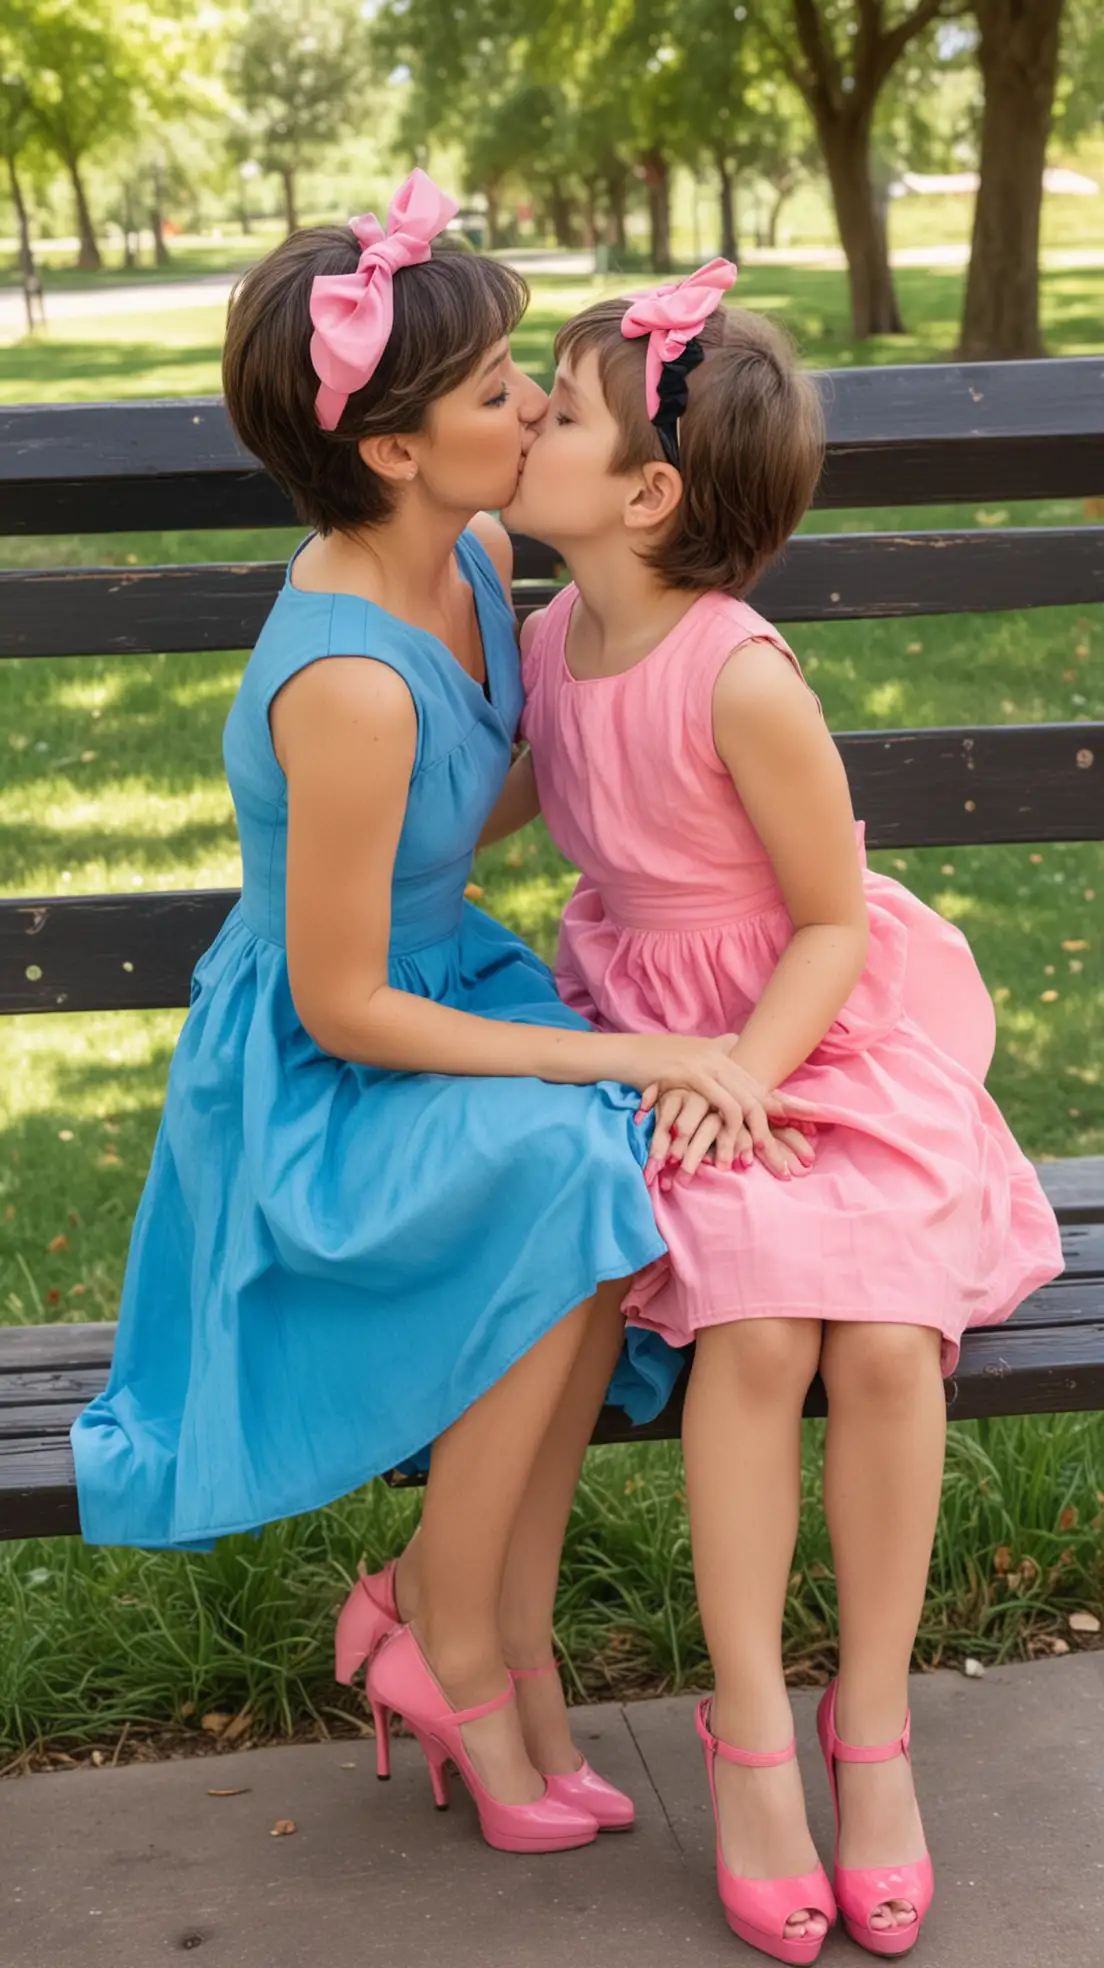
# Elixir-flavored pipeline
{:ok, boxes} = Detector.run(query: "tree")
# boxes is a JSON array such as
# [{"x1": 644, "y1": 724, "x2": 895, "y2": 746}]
[
  {"x1": 0, "y1": 73, "x2": 43, "y2": 320},
  {"x1": 230, "y1": 0, "x2": 371, "y2": 233},
  {"x1": 759, "y1": 0, "x2": 960, "y2": 337},
  {"x1": 959, "y1": 1, "x2": 1066, "y2": 359},
  {"x1": 4, "y1": 0, "x2": 148, "y2": 270}
]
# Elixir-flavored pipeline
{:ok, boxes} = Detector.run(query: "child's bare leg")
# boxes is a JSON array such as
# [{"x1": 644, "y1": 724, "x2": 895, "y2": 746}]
[
  {"x1": 820, "y1": 1320, "x2": 946, "y2": 1935},
  {"x1": 683, "y1": 1317, "x2": 828, "y2": 1945},
  {"x1": 392, "y1": 1293, "x2": 599, "y2": 1804},
  {"x1": 499, "y1": 1281, "x2": 627, "y2": 1773}
]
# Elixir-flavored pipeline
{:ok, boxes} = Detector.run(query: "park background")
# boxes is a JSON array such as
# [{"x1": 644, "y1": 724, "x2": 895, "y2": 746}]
[{"x1": 0, "y1": 0, "x2": 1101, "y2": 1771}]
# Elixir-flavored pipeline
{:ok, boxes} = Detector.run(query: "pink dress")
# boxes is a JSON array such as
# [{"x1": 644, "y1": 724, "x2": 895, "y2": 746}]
[{"x1": 521, "y1": 586, "x2": 1063, "y2": 1374}]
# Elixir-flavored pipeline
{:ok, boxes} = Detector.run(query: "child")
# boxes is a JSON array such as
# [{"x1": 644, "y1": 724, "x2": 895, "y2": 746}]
[
  {"x1": 72, "y1": 183, "x2": 812, "y2": 1855},
  {"x1": 505, "y1": 260, "x2": 1063, "y2": 1953}
]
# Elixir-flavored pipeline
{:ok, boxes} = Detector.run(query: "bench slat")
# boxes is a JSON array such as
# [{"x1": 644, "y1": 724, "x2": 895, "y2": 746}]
[
  {"x1": 2, "y1": 361, "x2": 1101, "y2": 533},
  {"x1": 4, "y1": 1295, "x2": 1102, "y2": 1540},
  {"x1": 4, "y1": 528, "x2": 1102, "y2": 660},
  {"x1": 3, "y1": 720, "x2": 1100, "y2": 1016}
]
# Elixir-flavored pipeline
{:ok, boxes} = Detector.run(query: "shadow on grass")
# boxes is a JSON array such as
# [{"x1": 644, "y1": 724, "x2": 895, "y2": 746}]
[{"x1": 1, "y1": 338, "x2": 225, "y2": 394}]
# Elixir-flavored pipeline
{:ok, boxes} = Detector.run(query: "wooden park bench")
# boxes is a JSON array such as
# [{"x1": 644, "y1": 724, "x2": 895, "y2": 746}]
[{"x1": 1, "y1": 357, "x2": 1102, "y2": 1541}]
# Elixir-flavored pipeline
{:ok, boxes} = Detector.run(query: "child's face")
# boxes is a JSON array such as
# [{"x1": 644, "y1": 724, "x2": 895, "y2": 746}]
[{"x1": 503, "y1": 350, "x2": 628, "y2": 549}]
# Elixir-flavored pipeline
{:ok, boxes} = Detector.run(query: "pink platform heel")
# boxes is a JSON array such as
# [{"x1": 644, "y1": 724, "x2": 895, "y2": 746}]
[
  {"x1": 366, "y1": 1625, "x2": 599, "y2": 1853},
  {"x1": 696, "y1": 1698, "x2": 836, "y2": 1965},
  {"x1": 816, "y1": 1679, "x2": 934, "y2": 1957},
  {"x1": 334, "y1": 1560, "x2": 400, "y2": 1692},
  {"x1": 511, "y1": 1662, "x2": 635, "y2": 1830}
]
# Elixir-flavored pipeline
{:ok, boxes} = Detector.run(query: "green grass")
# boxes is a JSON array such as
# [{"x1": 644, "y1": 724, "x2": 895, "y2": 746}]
[{"x1": 1, "y1": 264, "x2": 1103, "y2": 1757}]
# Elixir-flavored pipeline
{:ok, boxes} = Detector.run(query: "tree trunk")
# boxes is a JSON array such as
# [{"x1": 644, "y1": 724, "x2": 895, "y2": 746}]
[
  {"x1": 547, "y1": 178, "x2": 576, "y2": 250},
  {"x1": 121, "y1": 183, "x2": 137, "y2": 269},
  {"x1": 484, "y1": 183, "x2": 501, "y2": 250},
  {"x1": 280, "y1": 165, "x2": 298, "y2": 234},
  {"x1": 766, "y1": 182, "x2": 792, "y2": 250},
  {"x1": 715, "y1": 152, "x2": 737, "y2": 261},
  {"x1": 606, "y1": 165, "x2": 628, "y2": 253},
  {"x1": 150, "y1": 163, "x2": 170, "y2": 265},
  {"x1": 7, "y1": 154, "x2": 41, "y2": 329},
  {"x1": 64, "y1": 152, "x2": 101, "y2": 270},
  {"x1": 818, "y1": 110, "x2": 904, "y2": 337},
  {"x1": 959, "y1": 0, "x2": 1065, "y2": 360},
  {"x1": 581, "y1": 178, "x2": 600, "y2": 250},
  {"x1": 641, "y1": 148, "x2": 670, "y2": 271}
]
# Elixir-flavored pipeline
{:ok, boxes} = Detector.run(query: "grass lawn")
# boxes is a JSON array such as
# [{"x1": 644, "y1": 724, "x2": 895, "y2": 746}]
[{"x1": 1, "y1": 263, "x2": 1102, "y2": 1758}]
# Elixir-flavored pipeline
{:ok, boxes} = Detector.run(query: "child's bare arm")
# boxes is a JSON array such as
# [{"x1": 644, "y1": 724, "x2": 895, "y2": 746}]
[{"x1": 712, "y1": 640, "x2": 869, "y2": 1091}]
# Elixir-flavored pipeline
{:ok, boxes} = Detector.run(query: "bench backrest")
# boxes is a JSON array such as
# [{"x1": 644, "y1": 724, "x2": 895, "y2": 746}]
[{"x1": 1, "y1": 357, "x2": 1102, "y2": 1018}]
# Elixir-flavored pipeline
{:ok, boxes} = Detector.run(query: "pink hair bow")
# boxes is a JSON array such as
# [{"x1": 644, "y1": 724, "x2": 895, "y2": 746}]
[
  {"x1": 620, "y1": 257, "x2": 738, "y2": 419},
  {"x1": 309, "y1": 168, "x2": 459, "y2": 431}
]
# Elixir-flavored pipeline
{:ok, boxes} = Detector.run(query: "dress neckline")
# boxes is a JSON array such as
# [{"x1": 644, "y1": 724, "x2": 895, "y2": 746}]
[
  {"x1": 285, "y1": 531, "x2": 498, "y2": 714},
  {"x1": 558, "y1": 586, "x2": 715, "y2": 688}
]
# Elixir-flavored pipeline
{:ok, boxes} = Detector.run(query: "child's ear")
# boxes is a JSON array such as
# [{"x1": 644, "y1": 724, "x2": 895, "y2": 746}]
[{"x1": 624, "y1": 460, "x2": 682, "y2": 533}]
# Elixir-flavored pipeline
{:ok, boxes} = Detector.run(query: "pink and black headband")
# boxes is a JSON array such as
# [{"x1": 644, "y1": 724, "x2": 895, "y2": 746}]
[{"x1": 620, "y1": 257, "x2": 738, "y2": 467}]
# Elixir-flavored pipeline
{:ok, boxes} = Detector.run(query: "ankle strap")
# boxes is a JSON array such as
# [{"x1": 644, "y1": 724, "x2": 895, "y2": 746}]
[
  {"x1": 832, "y1": 1711, "x2": 912, "y2": 1764},
  {"x1": 695, "y1": 1697, "x2": 796, "y2": 1769},
  {"x1": 449, "y1": 1681, "x2": 515, "y2": 1726},
  {"x1": 509, "y1": 1661, "x2": 557, "y2": 1682}
]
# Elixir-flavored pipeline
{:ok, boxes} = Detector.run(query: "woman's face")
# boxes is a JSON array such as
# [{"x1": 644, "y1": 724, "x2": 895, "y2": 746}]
[{"x1": 409, "y1": 342, "x2": 548, "y2": 514}]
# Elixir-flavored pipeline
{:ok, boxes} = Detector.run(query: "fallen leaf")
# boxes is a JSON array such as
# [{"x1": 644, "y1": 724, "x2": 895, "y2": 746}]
[
  {"x1": 940, "y1": 864, "x2": 955, "y2": 877},
  {"x1": 220, "y1": 1710, "x2": 253, "y2": 1745},
  {"x1": 463, "y1": 881, "x2": 484, "y2": 901},
  {"x1": 907, "y1": 640, "x2": 923, "y2": 655},
  {"x1": 505, "y1": 846, "x2": 525, "y2": 867},
  {"x1": 207, "y1": 1787, "x2": 251, "y2": 1798},
  {"x1": 201, "y1": 1712, "x2": 234, "y2": 1737},
  {"x1": 1061, "y1": 940, "x2": 1088, "y2": 952},
  {"x1": 1058, "y1": 1506, "x2": 1078, "y2": 1532},
  {"x1": 270, "y1": 1819, "x2": 297, "y2": 1838},
  {"x1": 69, "y1": 1282, "x2": 86, "y2": 1297},
  {"x1": 91, "y1": 1749, "x2": 106, "y2": 1766},
  {"x1": 963, "y1": 1657, "x2": 985, "y2": 1678},
  {"x1": 1029, "y1": 853, "x2": 1044, "y2": 865},
  {"x1": 179, "y1": 1701, "x2": 197, "y2": 1720},
  {"x1": 45, "y1": 1289, "x2": 60, "y2": 1305},
  {"x1": 1048, "y1": 1637, "x2": 1071, "y2": 1656},
  {"x1": 1040, "y1": 989, "x2": 1059, "y2": 1003},
  {"x1": 46, "y1": 1233, "x2": 68, "y2": 1253},
  {"x1": 340, "y1": 1762, "x2": 357, "y2": 1770},
  {"x1": 993, "y1": 1544, "x2": 1012, "y2": 1574},
  {"x1": 1069, "y1": 1611, "x2": 1102, "y2": 1636}
]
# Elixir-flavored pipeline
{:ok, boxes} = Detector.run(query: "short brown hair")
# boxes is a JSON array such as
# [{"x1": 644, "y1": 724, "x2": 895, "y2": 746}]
[
  {"x1": 556, "y1": 299, "x2": 824, "y2": 595},
  {"x1": 223, "y1": 229, "x2": 528, "y2": 534}
]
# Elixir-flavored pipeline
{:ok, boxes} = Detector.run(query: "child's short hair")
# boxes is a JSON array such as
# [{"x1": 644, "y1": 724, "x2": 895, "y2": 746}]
[
  {"x1": 556, "y1": 299, "x2": 824, "y2": 595},
  {"x1": 223, "y1": 230, "x2": 528, "y2": 535}
]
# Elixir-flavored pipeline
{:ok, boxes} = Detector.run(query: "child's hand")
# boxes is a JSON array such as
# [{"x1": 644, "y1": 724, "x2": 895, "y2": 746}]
[
  {"x1": 631, "y1": 1045, "x2": 820, "y2": 1181},
  {"x1": 648, "y1": 1089, "x2": 816, "y2": 1181}
]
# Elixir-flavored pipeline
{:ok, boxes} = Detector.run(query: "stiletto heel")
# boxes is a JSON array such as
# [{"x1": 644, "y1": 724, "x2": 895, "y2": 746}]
[
  {"x1": 370, "y1": 1698, "x2": 392, "y2": 1780},
  {"x1": 817, "y1": 1679, "x2": 933, "y2": 1957},
  {"x1": 696, "y1": 1698, "x2": 835, "y2": 1965},
  {"x1": 366, "y1": 1626, "x2": 598, "y2": 1853},
  {"x1": 334, "y1": 1560, "x2": 400, "y2": 1686},
  {"x1": 511, "y1": 1662, "x2": 635, "y2": 1830}
]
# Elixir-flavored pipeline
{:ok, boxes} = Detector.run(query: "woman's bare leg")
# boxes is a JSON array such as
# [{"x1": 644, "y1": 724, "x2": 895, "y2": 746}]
[
  {"x1": 499, "y1": 1281, "x2": 628, "y2": 1773},
  {"x1": 393, "y1": 1293, "x2": 599, "y2": 1803}
]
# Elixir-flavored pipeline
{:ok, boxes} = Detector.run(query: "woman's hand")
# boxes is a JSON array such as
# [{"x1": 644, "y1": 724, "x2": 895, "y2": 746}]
[
  {"x1": 614, "y1": 1035, "x2": 820, "y2": 1178},
  {"x1": 647, "y1": 1084, "x2": 817, "y2": 1181}
]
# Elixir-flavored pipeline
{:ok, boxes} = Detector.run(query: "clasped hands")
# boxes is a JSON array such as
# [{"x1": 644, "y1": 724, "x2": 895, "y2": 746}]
[{"x1": 627, "y1": 1032, "x2": 821, "y2": 1185}]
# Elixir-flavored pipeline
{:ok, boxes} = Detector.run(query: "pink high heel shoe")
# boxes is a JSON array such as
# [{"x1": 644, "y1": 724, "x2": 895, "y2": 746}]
[
  {"x1": 817, "y1": 1679, "x2": 934, "y2": 1957},
  {"x1": 334, "y1": 1561, "x2": 400, "y2": 1691},
  {"x1": 511, "y1": 1662, "x2": 635, "y2": 1830},
  {"x1": 366, "y1": 1625, "x2": 599, "y2": 1853},
  {"x1": 696, "y1": 1698, "x2": 836, "y2": 1965}
]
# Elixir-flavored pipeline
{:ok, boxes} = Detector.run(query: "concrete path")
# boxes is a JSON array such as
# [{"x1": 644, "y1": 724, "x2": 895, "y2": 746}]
[{"x1": 4, "y1": 1655, "x2": 1102, "y2": 1968}]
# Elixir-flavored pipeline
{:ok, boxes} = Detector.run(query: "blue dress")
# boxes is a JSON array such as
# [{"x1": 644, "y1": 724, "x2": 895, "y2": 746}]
[{"x1": 72, "y1": 532, "x2": 677, "y2": 1550}]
